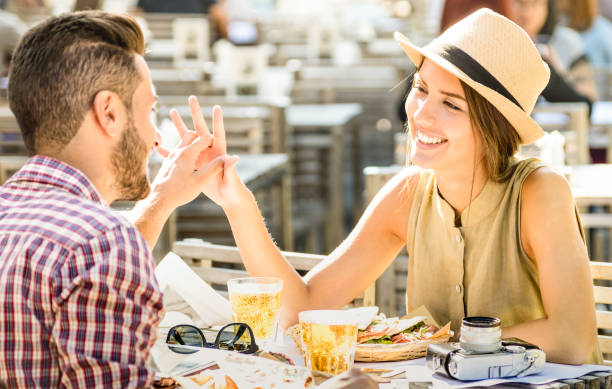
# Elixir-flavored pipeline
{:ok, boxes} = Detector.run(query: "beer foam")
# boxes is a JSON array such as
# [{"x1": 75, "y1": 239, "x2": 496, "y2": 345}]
[
  {"x1": 228, "y1": 283, "x2": 282, "y2": 294},
  {"x1": 299, "y1": 310, "x2": 359, "y2": 326}
]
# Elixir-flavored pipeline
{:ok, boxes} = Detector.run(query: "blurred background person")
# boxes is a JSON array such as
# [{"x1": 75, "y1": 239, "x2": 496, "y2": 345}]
[
  {"x1": 601, "y1": 0, "x2": 612, "y2": 20},
  {"x1": 509, "y1": 0, "x2": 598, "y2": 105},
  {"x1": 439, "y1": 0, "x2": 511, "y2": 32},
  {"x1": 558, "y1": 0, "x2": 612, "y2": 68},
  {"x1": 136, "y1": 0, "x2": 229, "y2": 38}
]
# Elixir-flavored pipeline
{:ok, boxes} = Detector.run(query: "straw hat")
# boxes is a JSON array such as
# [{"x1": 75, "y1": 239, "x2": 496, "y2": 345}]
[{"x1": 395, "y1": 8, "x2": 550, "y2": 144}]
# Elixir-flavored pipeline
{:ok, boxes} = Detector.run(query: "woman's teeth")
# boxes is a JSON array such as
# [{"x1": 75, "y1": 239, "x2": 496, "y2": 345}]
[{"x1": 417, "y1": 131, "x2": 446, "y2": 145}]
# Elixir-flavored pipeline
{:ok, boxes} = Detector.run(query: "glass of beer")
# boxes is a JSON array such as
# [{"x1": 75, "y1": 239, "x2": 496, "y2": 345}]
[
  {"x1": 227, "y1": 277, "x2": 283, "y2": 346},
  {"x1": 299, "y1": 310, "x2": 359, "y2": 376}
]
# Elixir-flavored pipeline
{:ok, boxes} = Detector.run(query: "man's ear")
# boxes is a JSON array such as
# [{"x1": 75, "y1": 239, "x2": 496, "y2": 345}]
[{"x1": 91, "y1": 90, "x2": 125, "y2": 138}]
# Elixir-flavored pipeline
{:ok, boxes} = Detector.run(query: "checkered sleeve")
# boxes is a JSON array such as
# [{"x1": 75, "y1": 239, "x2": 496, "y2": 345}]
[{"x1": 52, "y1": 224, "x2": 164, "y2": 388}]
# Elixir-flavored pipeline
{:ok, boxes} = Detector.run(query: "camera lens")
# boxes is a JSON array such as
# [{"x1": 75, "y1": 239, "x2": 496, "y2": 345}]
[{"x1": 459, "y1": 316, "x2": 501, "y2": 353}]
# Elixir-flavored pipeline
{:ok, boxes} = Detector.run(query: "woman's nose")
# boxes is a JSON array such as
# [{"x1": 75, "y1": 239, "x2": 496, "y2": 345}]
[{"x1": 412, "y1": 99, "x2": 436, "y2": 127}]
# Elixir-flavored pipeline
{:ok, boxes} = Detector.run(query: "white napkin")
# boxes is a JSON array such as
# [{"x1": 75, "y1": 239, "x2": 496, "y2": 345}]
[{"x1": 155, "y1": 252, "x2": 233, "y2": 328}]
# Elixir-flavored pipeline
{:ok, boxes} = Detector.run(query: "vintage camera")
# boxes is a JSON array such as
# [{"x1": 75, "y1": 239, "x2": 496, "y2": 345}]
[{"x1": 426, "y1": 317, "x2": 546, "y2": 381}]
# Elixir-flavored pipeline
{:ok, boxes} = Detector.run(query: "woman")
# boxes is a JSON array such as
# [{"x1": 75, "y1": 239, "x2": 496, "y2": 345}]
[
  {"x1": 508, "y1": 0, "x2": 598, "y2": 104},
  {"x1": 199, "y1": 9, "x2": 600, "y2": 364}
]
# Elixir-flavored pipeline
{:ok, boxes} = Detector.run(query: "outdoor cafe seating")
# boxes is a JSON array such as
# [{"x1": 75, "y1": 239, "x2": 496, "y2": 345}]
[{"x1": 3, "y1": 0, "x2": 612, "y2": 386}]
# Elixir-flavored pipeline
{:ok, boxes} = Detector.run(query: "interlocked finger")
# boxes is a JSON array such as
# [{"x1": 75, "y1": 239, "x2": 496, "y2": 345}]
[
  {"x1": 212, "y1": 105, "x2": 227, "y2": 153},
  {"x1": 170, "y1": 109, "x2": 188, "y2": 139}
]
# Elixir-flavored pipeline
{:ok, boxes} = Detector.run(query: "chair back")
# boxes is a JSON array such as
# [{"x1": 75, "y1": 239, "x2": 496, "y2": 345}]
[
  {"x1": 212, "y1": 41, "x2": 271, "y2": 96},
  {"x1": 157, "y1": 105, "x2": 267, "y2": 154},
  {"x1": 173, "y1": 17, "x2": 210, "y2": 68},
  {"x1": 530, "y1": 102, "x2": 590, "y2": 165},
  {"x1": 591, "y1": 260, "x2": 612, "y2": 365},
  {"x1": 172, "y1": 239, "x2": 374, "y2": 306}
]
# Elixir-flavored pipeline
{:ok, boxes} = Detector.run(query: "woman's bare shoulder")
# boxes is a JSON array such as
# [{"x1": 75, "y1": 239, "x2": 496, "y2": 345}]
[
  {"x1": 366, "y1": 166, "x2": 423, "y2": 240},
  {"x1": 521, "y1": 166, "x2": 573, "y2": 207}
]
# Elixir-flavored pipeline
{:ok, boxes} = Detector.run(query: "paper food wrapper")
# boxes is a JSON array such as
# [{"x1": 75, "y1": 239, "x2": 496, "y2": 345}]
[
  {"x1": 155, "y1": 252, "x2": 233, "y2": 328},
  {"x1": 174, "y1": 348, "x2": 314, "y2": 389},
  {"x1": 401, "y1": 305, "x2": 452, "y2": 340},
  {"x1": 402, "y1": 305, "x2": 440, "y2": 326}
]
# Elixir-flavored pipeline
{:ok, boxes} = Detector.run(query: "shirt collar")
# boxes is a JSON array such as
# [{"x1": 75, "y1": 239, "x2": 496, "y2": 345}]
[
  {"x1": 434, "y1": 176, "x2": 505, "y2": 228},
  {"x1": 6, "y1": 155, "x2": 106, "y2": 206}
]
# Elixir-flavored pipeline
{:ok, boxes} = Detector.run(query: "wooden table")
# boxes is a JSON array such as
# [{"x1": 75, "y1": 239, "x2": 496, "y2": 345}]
[
  {"x1": 155, "y1": 337, "x2": 612, "y2": 388},
  {"x1": 286, "y1": 103, "x2": 363, "y2": 251}
]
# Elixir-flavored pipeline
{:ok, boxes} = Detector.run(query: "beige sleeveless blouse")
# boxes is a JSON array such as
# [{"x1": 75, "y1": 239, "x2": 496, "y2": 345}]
[{"x1": 406, "y1": 158, "x2": 602, "y2": 364}]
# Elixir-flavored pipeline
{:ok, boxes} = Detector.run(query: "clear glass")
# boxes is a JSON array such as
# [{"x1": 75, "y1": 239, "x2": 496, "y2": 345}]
[
  {"x1": 298, "y1": 310, "x2": 359, "y2": 376},
  {"x1": 227, "y1": 277, "x2": 283, "y2": 346}
]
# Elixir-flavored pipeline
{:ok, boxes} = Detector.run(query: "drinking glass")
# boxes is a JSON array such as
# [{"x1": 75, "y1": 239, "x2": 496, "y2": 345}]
[
  {"x1": 299, "y1": 310, "x2": 358, "y2": 375},
  {"x1": 227, "y1": 277, "x2": 283, "y2": 346}
]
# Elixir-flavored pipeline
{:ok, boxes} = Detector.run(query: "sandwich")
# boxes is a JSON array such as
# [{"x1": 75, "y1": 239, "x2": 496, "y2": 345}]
[{"x1": 357, "y1": 315, "x2": 443, "y2": 345}]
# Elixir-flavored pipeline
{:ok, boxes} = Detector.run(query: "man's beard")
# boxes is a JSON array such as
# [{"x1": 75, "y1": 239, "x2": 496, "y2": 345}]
[{"x1": 111, "y1": 113, "x2": 151, "y2": 201}]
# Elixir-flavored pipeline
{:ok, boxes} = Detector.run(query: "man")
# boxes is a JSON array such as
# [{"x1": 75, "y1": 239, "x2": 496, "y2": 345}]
[{"x1": 0, "y1": 11, "x2": 233, "y2": 388}]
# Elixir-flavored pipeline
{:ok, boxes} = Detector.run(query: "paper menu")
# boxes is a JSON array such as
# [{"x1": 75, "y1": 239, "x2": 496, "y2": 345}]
[{"x1": 155, "y1": 252, "x2": 233, "y2": 328}]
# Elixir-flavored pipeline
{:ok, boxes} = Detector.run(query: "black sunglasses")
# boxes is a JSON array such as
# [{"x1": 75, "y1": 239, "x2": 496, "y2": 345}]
[{"x1": 166, "y1": 322, "x2": 259, "y2": 355}]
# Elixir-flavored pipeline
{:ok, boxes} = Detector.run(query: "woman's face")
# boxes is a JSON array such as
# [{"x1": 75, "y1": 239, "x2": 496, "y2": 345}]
[
  {"x1": 509, "y1": 0, "x2": 548, "y2": 38},
  {"x1": 404, "y1": 59, "x2": 479, "y2": 174}
]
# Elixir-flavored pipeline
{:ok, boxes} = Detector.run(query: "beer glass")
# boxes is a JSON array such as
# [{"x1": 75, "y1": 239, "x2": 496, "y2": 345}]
[
  {"x1": 227, "y1": 277, "x2": 283, "y2": 346},
  {"x1": 299, "y1": 310, "x2": 358, "y2": 375}
]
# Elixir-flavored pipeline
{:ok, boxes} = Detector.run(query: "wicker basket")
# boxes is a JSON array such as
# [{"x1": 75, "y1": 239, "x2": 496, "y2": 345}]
[
  {"x1": 354, "y1": 332, "x2": 452, "y2": 362},
  {"x1": 287, "y1": 322, "x2": 452, "y2": 362}
]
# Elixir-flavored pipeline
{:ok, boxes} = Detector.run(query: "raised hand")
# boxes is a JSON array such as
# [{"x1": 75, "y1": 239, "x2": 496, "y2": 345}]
[
  {"x1": 150, "y1": 96, "x2": 232, "y2": 208},
  {"x1": 162, "y1": 96, "x2": 227, "y2": 171}
]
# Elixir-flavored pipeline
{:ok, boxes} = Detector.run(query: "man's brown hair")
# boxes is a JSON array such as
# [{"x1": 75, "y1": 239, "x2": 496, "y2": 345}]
[{"x1": 8, "y1": 11, "x2": 145, "y2": 155}]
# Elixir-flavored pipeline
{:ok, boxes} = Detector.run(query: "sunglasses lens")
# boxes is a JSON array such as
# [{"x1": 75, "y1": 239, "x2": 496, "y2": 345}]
[
  {"x1": 216, "y1": 324, "x2": 257, "y2": 353},
  {"x1": 167, "y1": 325, "x2": 206, "y2": 354}
]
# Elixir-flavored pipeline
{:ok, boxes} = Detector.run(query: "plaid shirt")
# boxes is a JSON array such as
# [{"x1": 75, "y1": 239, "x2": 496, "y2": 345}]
[{"x1": 0, "y1": 156, "x2": 164, "y2": 388}]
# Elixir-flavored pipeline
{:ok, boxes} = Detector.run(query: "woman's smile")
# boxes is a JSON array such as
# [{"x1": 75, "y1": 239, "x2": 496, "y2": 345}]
[{"x1": 415, "y1": 128, "x2": 448, "y2": 149}]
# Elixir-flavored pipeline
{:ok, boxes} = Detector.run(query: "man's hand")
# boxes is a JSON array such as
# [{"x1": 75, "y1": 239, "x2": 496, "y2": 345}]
[
  {"x1": 130, "y1": 96, "x2": 236, "y2": 249},
  {"x1": 151, "y1": 96, "x2": 231, "y2": 208}
]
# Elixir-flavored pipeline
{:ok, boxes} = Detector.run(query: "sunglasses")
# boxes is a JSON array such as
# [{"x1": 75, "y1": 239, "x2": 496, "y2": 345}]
[{"x1": 166, "y1": 322, "x2": 259, "y2": 355}]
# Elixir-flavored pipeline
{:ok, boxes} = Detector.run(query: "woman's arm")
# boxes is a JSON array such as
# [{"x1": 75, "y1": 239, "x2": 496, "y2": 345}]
[
  {"x1": 502, "y1": 167, "x2": 597, "y2": 364},
  {"x1": 218, "y1": 165, "x2": 418, "y2": 328}
]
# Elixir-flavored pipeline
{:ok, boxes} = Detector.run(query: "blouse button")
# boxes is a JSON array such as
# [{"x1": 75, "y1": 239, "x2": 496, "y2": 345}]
[
  {"x1": 456, "y1": 284, "x2": 462, "y2": 294},
  {"x1": 456, "y1": 234, "x2": 461, "y2": 243}
]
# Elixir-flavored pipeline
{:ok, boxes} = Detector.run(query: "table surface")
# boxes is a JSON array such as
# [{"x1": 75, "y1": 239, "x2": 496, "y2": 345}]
[
  {"x1": 286, "y1": 103, "x2": 363, "y2": 127},
  {"x1": 532, "y1": 101, "x2": 612, "y2": 127},
  {"x1": 156, "y1": 333, "x2": 612, "y2": 388},
  {"x1": 234, "y1": 153, "x2": 288, "y2": 189}
]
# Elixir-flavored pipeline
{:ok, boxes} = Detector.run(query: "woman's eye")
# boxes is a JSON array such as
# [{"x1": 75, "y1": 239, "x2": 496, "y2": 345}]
[
  {"x1": 444, "y1": 101, "x2": 461, "y2": 111},
  {"x1": 413, "y1": 84, "x2": 427, "y2": 93}
]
